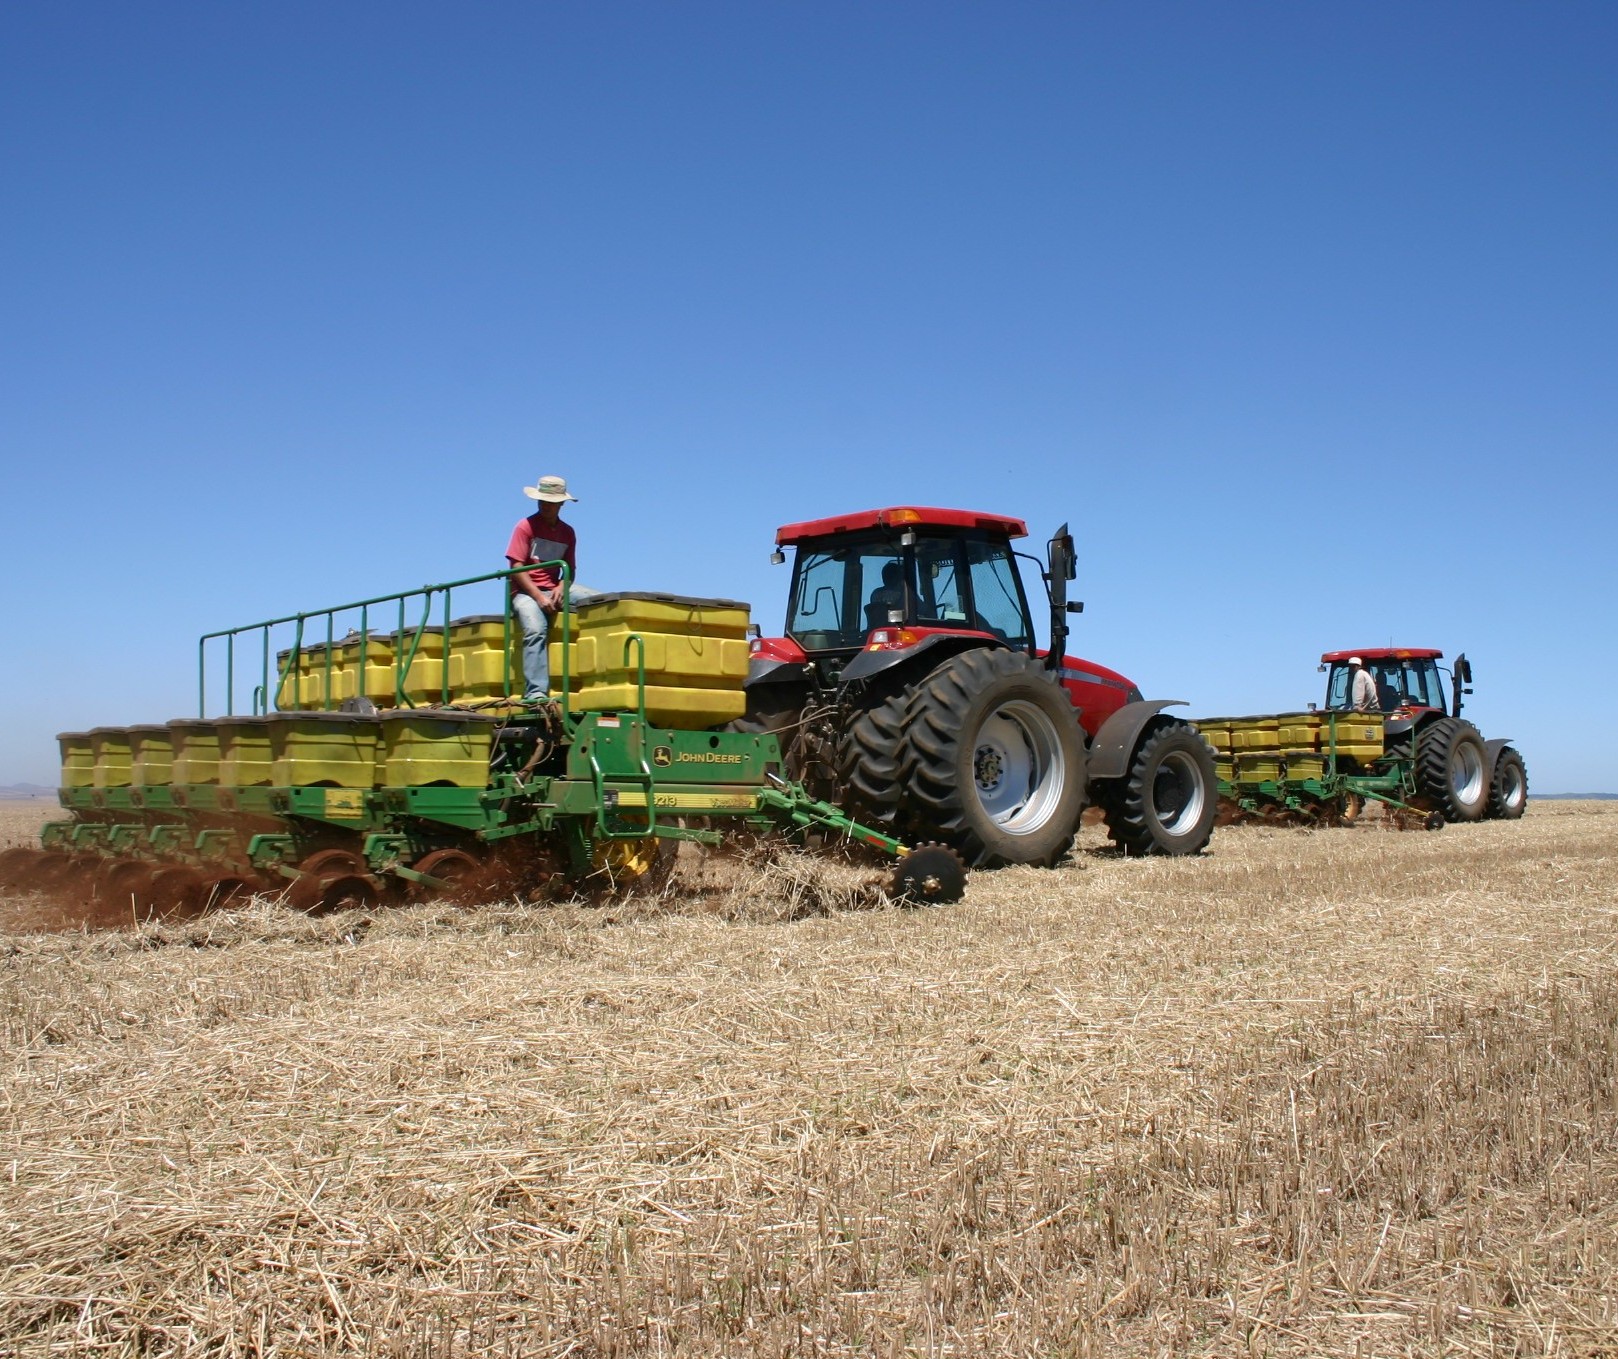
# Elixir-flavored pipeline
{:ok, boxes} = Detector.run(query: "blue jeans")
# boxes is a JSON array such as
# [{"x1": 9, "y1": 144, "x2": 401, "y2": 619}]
[{"x1": 511, "y1": 594, "x2": 552, "y2": 698}]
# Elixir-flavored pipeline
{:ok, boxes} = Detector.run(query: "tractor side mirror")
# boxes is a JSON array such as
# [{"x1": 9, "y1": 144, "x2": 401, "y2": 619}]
[
  {"x1": 770, "y1": 548, "x2": 785, "y2": 565},
  {"x1": 1043, "y1": 523, "x2": 1076, "y2": 670},
  {"x1": 900, "y1": 529, "x2": 917, "y2": 547},
  {"x1": 1047, "y1": 527, "x2": 1076, "y2": 582}
]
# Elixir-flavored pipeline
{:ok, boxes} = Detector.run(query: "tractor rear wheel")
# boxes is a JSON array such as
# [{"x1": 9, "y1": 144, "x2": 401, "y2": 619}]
[
  {"x1": 727, "y1": 685, "x2": 805, "y2": 737},
  {"x1": 903, "y1": 649, "x2": 1086, "y2": 867},
  {"x1": 836, "y1": 688, "x2": 912, "y2": 827},
  {"x1": 1096, "y1": 721, "x2": 1218, "y2": 856},
  {"x1": 1487, "y1": 746, "x2": 1529, "y2": 820},
  {"x1": 1415, "y1": 718, "x2": 1489, "y2": 823}
]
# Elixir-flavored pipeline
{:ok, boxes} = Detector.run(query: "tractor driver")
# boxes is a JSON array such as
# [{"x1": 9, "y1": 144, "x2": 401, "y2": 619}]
[
  {"x1": 506, "y1": 475, "x2": 578, "y2": 700},
  {"x1": 865, "y1": 560, "x2": 906, "y2": 630},
  {"x1": 1348, "y1": 656, "x2": 1378, "y2": 712}
]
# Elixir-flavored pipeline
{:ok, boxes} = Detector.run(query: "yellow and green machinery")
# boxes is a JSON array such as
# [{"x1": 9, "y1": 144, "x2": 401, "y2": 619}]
[
  {"x1": 1196, "y1": 647, "x2": 1527, "y2": 828},
  {"x1": 1, "y1": 566, "x2": 967, "y2": 915},
  {"x1": 1196, "y1": 710, "x2": 1448, "y2": 827}
]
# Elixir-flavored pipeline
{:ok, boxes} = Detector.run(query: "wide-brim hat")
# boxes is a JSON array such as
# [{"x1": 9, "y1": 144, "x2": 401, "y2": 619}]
[{"x1": 524, "y1": 475, "x2": 577, "y2": 503}]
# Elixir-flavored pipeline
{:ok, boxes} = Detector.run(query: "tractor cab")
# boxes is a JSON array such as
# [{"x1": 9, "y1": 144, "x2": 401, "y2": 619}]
[
  {"x1": 779, "y1": 508, "x2": 1036, "y2": 658},
  {"x1": 1321, "y1": 648, "x2": 1470, "y2": 721}
]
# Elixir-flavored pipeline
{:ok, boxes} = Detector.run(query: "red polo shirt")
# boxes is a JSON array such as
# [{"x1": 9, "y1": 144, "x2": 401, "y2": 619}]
[{"x1": 506, "y1": 514, "x2": 576, "y2": 592}]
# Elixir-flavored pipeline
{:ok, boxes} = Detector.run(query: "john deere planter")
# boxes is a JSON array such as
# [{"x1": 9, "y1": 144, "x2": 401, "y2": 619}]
[
  {"x1": 0, "y1": 567, "x2": 968, "y2": 918},
  {"x1": 1194, "y1": 648, "x2": 1527, "y2": 829}
]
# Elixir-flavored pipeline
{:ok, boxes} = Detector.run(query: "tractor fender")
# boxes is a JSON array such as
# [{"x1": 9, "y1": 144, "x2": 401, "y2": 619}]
[
  {"x1": 1483, "y1": 736, "x2": 1514, "y2": 768},
  {"x1": 838, "y1": 634, "x2": 1006, "y2": 687},
  {"x1": 1085, "y1": 700, "x2": 1188, "y2": 782},
  {"x1": 744, "y1": 656, "x2": 810, "y2": 689}
]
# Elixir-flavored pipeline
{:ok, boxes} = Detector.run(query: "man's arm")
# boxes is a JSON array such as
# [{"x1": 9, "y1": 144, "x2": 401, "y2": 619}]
[{"x1": 507, "y1": 557, "x2": 552, "y2": 607}]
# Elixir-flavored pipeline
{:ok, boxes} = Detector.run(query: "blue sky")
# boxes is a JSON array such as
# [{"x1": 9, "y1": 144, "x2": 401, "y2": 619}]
[{"x1": 2, "y1": 2, "x2": 1613, "y2": 790}]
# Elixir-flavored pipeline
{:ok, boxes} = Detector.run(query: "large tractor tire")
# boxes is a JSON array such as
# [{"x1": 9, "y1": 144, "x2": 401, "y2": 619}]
[
  {"x1": 727, "y1": 685, "x2": 806, "y2": 737},
  {"x1": 902, "y1": 649, "x2": 1087, "y2": 867},
  {"x1": 1095, "y1": 720, "x2": 1218, "y2": 856},
  {"x1": 1487, "y1": 746, "x2": 1529, "y2": 820},
  {"x1": 1415, "y1": 717, "x2": 1489, "y2": 823},
  {"x1": 835, "y1": 688, "x2": 913, "y2": 827}
]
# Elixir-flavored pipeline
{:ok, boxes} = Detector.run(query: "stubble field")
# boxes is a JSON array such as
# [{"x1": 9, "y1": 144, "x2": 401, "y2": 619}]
[{"x1": 1, "y1": 797, "x2": 1615, "y2": 1356}]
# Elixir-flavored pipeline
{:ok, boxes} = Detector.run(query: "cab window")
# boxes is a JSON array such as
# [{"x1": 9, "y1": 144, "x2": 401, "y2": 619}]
[
  {"x1": 965, "y1": 538, "x2": 1032, "y2": 647},
  {"x1": 787, "y1": 540, "x2": 907, "y2": 650},
  {"x1": 913, "y1": 536, "x2": 969, "y2": 625}
]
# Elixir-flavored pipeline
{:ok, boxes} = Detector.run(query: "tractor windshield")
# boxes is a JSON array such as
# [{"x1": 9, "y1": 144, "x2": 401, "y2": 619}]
[
  {"x1": 787, "y1": 538, "x2": 908, "y2": 651},
  {"x1": 787, "y1": 530, "x2": 1034, "y2": 652},
  {"x1": 910, "y1": 532, "x2": 1034, "y2": 645},
  {"x1": 1326, "y1": 658, "x2": 1448, "y2": 712}
]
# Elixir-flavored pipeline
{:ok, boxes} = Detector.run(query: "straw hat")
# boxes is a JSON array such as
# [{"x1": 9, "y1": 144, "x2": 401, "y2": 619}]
[{"x1": 524, "y1": 475, "x2": 577, "y2": 503}]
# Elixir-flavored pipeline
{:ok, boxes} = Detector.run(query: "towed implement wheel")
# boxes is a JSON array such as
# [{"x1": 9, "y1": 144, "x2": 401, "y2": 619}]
[
  {"x1": 1414, "y1": 717, "x2": 1489, "y2": 823},
  {"x1": 1098, "y1": 721, "x2": 1218, "y2": 856},
  {"x1": 287, "y1": 849, "x2": 382, "y2": 914},
  {"x1": 1487, "y1": 747, "x2": 1529, "y2": 820},
  {"x1": 585, "y1": 836, "x2": 676, "y2": 896},
  {"x1": 33, "y1": 851, "x2": 84, "y2": 890},
  {"x1": 887, "y1": 843, "x2": 967, "y2": 905},
  {"x1": 408, "y1": 848, "x2": 504, "y2": 905},
  {"x1": 904, "y1": 649, "x2": 1086, "y2": 867},
  {"x1": 197, "y1": 873, "x2": 257, "y2": 911},
  {"x1": 96, "y1": 859, "x2": 157, "y2": 914},
  {"x1": 146, "y1": 866, "x2": 211, "y2": 919}
]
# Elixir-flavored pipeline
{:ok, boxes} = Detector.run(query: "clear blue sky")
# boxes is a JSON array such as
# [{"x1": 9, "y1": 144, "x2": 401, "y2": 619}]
[{"x1": 2, "y1": 2, "x2": 1614, "y2": 791}]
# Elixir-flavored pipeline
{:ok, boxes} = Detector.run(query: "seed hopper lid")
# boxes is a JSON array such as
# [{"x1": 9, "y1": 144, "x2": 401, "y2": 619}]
[
  {"x1": 378, "y1": 707, "x2": 502, "y2": 723},
  {"x1": 56, "y1": 731, "x2": 93, "y2": 741},
  {"x1": 265, "y1": 710, "x2": 383, "y2": 725},
  {"x1": 573, "y1": 591, "x2": 750, "y2": 611}
]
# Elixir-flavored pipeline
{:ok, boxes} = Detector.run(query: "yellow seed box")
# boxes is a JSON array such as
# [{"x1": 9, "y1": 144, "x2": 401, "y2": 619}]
[
  {"x1": 268, "y1": 714, "x2": 381, "y2": 789},
  {"x1": 89, "y1": 728, "x2": 133, "y2": 790},
  {"x1": 57, "y1": 732, "x2": 95, "y2": 790},
  {"x1": 167, "y1": 720, "x2": 221, "y2": 786},
  {"x1": 128, "y1": 726, "x2": 174, "y2": 788}
]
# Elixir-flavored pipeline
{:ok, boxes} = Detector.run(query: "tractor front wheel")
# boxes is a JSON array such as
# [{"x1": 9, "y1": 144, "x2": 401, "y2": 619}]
[
  {"x1": 903, "y1": 649, "x2": 1086, "y2": 867},
  {"x1": 1487, "y1": 746, "x2": 1529, "y2": 820},
  {"x1": 1096, "y1": 721, "x2": 1218, "y2": 856},
  {"x1": 1415, "y1": 718, "x2": 1489, "y2": 823}
]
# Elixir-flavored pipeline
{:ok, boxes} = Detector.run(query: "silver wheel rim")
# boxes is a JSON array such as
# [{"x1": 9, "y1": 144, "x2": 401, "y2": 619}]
[
  {"x1": 1452, "y1": 743, "x2": 1485, "y2": 806},
  {"x1": 971, "y1": 699, "x2": 1067, "y2": 834},
  {"x1": 1152, "y1": 750, "x2": 1206, "y2": 836},
  {"x1": 1501, "y1": 761, "x2": 1525, "y2": 810}
]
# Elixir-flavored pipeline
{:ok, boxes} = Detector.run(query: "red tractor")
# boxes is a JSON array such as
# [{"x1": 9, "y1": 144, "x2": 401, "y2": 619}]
[
  {"x1": 1320, "y1": 648, "x2": 1528, "y2": 822},
  {"x1": 738, "y1": 506, "x2": 1218, "y2": 867}
]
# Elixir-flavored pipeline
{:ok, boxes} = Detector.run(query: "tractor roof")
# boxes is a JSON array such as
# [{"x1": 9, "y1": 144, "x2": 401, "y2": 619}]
[
  {"x1": 1321, "y1": 647, "x2": 1444, "y2": 663},
  {"x1": 775, "y1": 507, "x2": 1028, "y2": 546}
]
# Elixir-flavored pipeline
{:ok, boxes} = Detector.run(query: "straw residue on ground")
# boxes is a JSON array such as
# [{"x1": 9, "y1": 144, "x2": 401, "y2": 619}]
[{"x1": 2, "y1": 799, "x2": 1615, "y2": 1355}]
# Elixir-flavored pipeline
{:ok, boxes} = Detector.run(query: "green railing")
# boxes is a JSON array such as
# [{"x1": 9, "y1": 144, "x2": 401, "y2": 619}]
[{"x1": 198, "y1": 562, "x2": 573, "y2": 719}]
